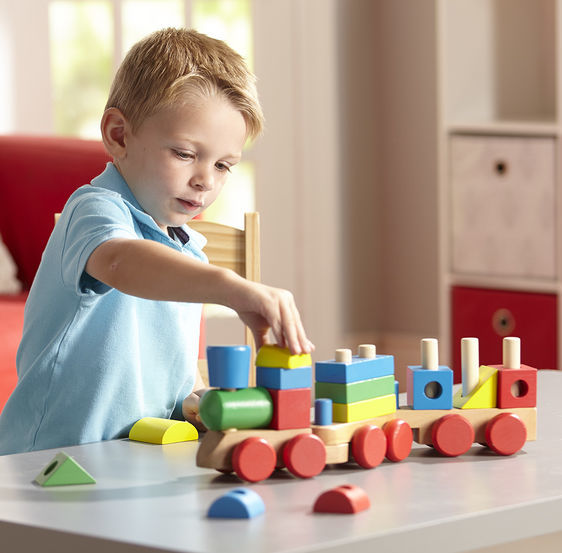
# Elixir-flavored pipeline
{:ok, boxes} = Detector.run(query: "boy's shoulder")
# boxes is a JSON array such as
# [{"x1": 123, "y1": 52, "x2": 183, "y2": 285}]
[
  {"x1": 61, "y1": 163, "x2": 146, "y2": 227},
  {"x1": 64, "y1": 183, "x2": 135, "y2": 224}
]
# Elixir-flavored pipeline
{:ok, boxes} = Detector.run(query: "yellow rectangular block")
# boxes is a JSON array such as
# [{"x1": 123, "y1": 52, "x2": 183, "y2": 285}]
[{"x1": 332, "y1": 394, "x2": 396, "y2": 423}]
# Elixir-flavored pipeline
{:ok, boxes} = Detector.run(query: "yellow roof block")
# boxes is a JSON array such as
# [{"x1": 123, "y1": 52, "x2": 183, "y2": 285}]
[
  {"x1": 453, "y1": 365, "x2": 498, "y2": 409},
  {"x1": 255, "y1": 344, "x2": 312, "y2": 369},
  {"x1": 129, "y1": 417, "x2": 198, "y2": 444}
]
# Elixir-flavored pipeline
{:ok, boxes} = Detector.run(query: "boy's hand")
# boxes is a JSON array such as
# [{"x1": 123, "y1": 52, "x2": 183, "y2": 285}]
[
  {"x1": 229, "y1": 280, "x2": 314, "y2": 355},
  {"x1": 85, "y1": 237, "x2": 314, "y2": 354},
  {"x1": 182, "y1": 389, "x2": 208, "y2": 431}
]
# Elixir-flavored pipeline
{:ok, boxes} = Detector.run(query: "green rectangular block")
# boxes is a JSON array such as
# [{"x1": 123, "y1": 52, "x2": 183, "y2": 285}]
[{"x1": 315, "y1": 374, "x2": 395, "y2": 404}]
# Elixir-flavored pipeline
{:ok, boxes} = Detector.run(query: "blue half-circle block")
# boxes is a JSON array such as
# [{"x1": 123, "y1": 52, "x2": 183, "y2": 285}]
[
  {"x1": 207, "y1": 488, "x2": 265, "y2": 519},
  {"x1": 207, "y1": 345, "x2": 250, "y2": 389}
]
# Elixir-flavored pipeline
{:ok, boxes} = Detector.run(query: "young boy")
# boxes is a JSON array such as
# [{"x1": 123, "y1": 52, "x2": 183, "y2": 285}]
[{"x1": 0, "y1": 28, "x2": 313, "y2": 455}]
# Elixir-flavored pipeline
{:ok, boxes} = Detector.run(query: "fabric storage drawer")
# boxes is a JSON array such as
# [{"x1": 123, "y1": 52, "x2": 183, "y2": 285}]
[
  {"x1": 451, "y1": 286, "x2": 557, "y2": 382},
  {"x1": 450, "y1": 135, "x2": 556, "y2": 279}
]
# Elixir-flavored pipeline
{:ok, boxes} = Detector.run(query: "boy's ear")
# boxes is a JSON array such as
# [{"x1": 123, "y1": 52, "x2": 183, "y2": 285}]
[{"x1": 101, "y1": 108, "x2": 129, "y2": 159}]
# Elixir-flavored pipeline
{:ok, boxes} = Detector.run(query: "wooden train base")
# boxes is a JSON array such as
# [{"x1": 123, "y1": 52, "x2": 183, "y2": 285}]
[{"x1": 196, "y1": 405, "x2": 536, "y2": 482}]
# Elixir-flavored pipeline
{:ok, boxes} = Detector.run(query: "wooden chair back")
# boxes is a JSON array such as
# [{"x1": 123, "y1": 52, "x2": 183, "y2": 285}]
[{"x1": 190, "y1": 212, "x2": 261, "y2": 385}]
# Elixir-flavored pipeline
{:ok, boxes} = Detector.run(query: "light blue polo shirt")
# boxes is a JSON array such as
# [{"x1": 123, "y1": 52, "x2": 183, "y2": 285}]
[{"x1": 0, "y1": 163, "x2": 207, "y2": 455}]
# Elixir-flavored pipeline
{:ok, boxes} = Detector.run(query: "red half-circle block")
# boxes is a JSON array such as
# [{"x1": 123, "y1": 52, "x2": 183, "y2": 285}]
[{"x1": 313, "y1": 485, "x2": 370, "y2": 514}]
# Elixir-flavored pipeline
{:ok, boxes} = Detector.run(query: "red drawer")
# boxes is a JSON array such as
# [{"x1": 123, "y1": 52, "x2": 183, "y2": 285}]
[{"x1": 451, "y1": 286, "x2": 557, "y2": 382}]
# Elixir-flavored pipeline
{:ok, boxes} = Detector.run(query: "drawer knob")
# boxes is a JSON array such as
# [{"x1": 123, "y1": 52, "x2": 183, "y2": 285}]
[
  {"x1": 494, "y1": 160, "x2": 508, "y2": 176},
  {"x1": 492, "y1": 308, "x2": 515, "y2": 336}
]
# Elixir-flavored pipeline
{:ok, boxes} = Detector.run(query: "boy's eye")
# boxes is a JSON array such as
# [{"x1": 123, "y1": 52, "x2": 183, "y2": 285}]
[
  {"x1": 174, "y1": 149, "x2": 194, "y2": 161},
  {"x1": 215, "y1": 162, "x2": 232, "y2": 173}
]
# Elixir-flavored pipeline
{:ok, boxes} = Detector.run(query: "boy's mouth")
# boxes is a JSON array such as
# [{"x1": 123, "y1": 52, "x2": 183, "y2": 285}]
[{"x1": 177, "y1": 198, "x2": 203, "y2": 212}]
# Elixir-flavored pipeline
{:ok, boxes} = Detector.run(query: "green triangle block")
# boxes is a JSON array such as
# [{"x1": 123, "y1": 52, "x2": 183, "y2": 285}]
[{"x1": 34, "y1": 451, "x2": 96, "y2": 487}]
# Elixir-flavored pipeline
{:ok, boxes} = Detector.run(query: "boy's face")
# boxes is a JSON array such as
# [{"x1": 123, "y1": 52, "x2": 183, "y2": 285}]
[{"x1": 116, "y1": 93, "x2": 247, "y2": 230}]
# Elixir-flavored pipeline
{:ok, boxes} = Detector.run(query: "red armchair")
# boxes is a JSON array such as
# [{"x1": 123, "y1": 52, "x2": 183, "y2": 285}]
[{"x1": 0, "y1": 135, "x2": 111, "y2": 411}]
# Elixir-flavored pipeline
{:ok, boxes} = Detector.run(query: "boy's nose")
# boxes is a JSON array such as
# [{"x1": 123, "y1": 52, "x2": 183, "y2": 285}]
[{"x1": 189, "y1": 168, "x2": 213, "y2": 191}]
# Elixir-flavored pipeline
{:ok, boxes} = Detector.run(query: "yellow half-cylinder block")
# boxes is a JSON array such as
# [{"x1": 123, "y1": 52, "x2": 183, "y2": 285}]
[
  {"x1": 453, "y1": 365, "x2": 498, "y2": 409},
  {"x1": 129, "y1": 417, "x2": 198, "y2": 444},
  {"x1": 255, "y1": 344, "x2": 312, "y2": 369},
  {"x1": 332, "y1": 394, "x2": 396, "y2": 423}
]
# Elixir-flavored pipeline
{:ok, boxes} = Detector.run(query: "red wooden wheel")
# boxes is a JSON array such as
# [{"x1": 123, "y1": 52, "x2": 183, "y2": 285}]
[
  {"x1": 232, "y1": 437, "x2": 276, "y2": 482},
  {"x1": 431, "y1": 414, "x2": 474, "y2": 457},
  {"x1": 351, "y1": 425, "x2": 387, "y2": 469},
  {"x1": 485, "y1": 412, "x2": 527, "y2": 456},
  {"x1": 283, "y1": 433, "x2": 326, "y2": 478},
  {"x1": 383, "y1": 419, "x2": 413, "y2": 462}
]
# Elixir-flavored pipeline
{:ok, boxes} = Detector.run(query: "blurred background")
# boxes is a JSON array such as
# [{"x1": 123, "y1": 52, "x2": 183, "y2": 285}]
[{"x1": 3, "y1": 0, "x2": 555, "y2": 380}]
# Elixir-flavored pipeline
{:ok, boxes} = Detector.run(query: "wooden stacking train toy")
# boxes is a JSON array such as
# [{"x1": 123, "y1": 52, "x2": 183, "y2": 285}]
[{"x1": 196, "y1": 337, "x2": 537, "y2": 482}]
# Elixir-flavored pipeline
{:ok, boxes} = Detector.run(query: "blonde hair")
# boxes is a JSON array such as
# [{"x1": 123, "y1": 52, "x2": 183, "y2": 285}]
[{"x1": 105, "y1": 28, "x2": 264, "y2": 139}]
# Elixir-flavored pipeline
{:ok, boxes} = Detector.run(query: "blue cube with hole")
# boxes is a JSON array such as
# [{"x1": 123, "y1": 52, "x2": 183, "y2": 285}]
[
  {"x1": 406, "y1": 365, "x2": 453, "y2": 410},
  {"x1": 207, "y1": 345, "x2": 250, "y2": 389}
]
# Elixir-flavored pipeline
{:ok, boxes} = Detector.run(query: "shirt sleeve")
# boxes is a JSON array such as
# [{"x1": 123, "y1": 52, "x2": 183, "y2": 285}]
[{"x1": 59, "y1": 188, "x2": 139, "y2": 295}]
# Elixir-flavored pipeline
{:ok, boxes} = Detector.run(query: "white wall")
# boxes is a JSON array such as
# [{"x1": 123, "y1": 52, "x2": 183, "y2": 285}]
[
  {"x1": 247, "y1": 0, "x2": 343, "y2": 360},
  {"x1": 0, "y1": 0, "x2": 53, "y2": 134},
  {"x1": 0, "y1": 0, "x2": 440, "y2": 365}
]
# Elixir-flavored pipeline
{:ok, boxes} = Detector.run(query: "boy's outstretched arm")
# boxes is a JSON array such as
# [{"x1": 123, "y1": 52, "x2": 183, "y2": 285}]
[{"x1": 85, "y1": 237, "x2": 314, "y2": 355}]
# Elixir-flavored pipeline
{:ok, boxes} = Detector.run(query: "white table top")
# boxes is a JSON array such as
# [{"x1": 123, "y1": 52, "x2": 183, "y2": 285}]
[{"x1": 1, "y1": 371, "x2": 562, "y2": 553}]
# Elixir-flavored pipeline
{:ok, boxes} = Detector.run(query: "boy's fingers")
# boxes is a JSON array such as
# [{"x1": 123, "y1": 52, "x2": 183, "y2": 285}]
[
  {"x1": 291, "y1": 302, "x2": 312, "y2": 353},
  {"x1": 280, "y1": 299, "x2": 305, "y2": 355}
]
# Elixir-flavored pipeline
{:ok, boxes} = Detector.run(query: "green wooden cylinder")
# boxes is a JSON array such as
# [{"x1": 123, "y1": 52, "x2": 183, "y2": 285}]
[{"x1": 199, "y1": 387, "x2": 273, "y2": 431}]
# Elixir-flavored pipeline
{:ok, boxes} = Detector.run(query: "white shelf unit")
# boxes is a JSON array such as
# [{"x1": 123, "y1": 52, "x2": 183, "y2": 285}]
[{"x1": 437, "y1": 0, "x2": 562, "y2": 370}]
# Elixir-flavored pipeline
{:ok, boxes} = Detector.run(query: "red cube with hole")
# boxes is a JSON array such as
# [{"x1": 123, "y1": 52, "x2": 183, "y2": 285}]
[
  {"x1": 267, "y1": 388, "x2": 311, "y2": 430},
  {"x1": 490, "y1": 365, "x2": 537, "y2": 409}
]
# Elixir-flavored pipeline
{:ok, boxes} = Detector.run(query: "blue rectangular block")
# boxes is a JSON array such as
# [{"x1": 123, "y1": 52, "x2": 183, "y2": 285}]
[
  {"x1": 256, "y1": 365, "x2": 312, "y2": 390},
  {"x1": 315, "y1": 355, "x2": 394, "y2": 384}
]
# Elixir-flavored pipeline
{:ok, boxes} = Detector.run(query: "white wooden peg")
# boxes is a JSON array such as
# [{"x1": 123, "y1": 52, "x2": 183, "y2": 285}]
[
  {"x1": 503, "y1": 337, "x2": 521, "y2": 369},
  {"x1": 461, "y1": 337, "x2": 479, "y2": 397},
  {"x1": 421, "y1": 338, "x2": 438, "y2": 370},
  {"x1": 335, "y1": 348, "x2": 352, "y2": 364},
  {"x1": 358, "y1": 344, "x2": 376, "y2": 359}
]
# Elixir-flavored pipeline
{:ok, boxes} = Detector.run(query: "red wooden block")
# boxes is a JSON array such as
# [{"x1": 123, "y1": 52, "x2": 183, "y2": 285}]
[
  {"x1": 485, "y1": 412, "x2": 527, "y2": 456},
  {"x1": 283, "y1": 433, "x2": 326, "y2": 478},
  {"x1": 232, "y1": 437, "x2": 276, "y2": 482},
  {"x1": 492, "y1": 365, "x2": 537, "y2": 408},
  {"x1": 313, "y1": 484, "x2": 370, "y2": 514},
  {"x1": 268, "y1": 388, "x2": 311, "y2": 430},
  {"x1": 431, "y1": 414, "x2": 474, "y2": 457},
  {"x1": 351, "y1": 425, "x2": 387, "y2": 469},
  {"x1": 383, "y1": 418, "x2": 413, "y2": 462}
]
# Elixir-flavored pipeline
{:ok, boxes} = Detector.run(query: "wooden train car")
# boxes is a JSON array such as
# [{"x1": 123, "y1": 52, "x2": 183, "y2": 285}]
[{"x1": 196, "y1": 339, "x2": 537, "y2": 483}]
